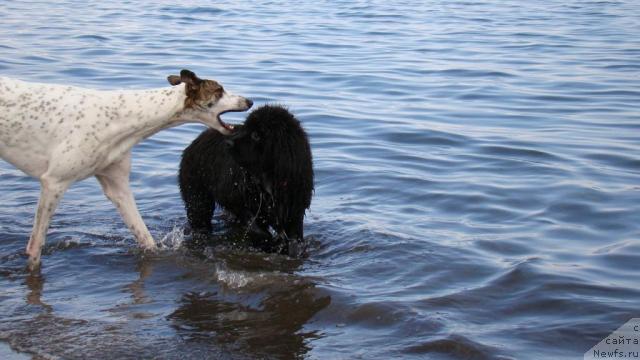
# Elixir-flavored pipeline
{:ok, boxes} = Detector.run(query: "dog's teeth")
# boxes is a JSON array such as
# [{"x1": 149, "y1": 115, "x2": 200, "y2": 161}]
[{"x1": 229, "y1": 125, "x2": 234, "y2": 130}]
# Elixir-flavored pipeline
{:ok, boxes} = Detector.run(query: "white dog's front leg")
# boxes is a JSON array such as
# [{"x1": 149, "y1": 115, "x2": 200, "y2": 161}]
[
  {"x1": 26, "y1": 177, "x2": 70, "y2": 270},
  {"x1": 96, "y1": 153, "x2": 156, "y2": 250}
]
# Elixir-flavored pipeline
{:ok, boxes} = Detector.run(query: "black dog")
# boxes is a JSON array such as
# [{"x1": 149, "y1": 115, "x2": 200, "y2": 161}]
[{"x1": 179, "y1": 105, "x2": 313, "y2": 256}]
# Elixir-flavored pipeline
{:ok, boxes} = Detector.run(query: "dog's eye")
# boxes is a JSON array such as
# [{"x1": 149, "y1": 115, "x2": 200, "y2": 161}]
[
  {"x1": 251, "y1": 131, "x2": 260, "y2": 142},
  {"x1": 207, "y1": 102, "x2": 214, "y2": 108}
]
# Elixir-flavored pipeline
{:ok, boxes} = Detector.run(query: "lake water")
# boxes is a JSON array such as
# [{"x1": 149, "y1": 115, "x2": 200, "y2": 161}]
[{"x1": 1, "y1": 1, "x2": 639, "y2": 359}]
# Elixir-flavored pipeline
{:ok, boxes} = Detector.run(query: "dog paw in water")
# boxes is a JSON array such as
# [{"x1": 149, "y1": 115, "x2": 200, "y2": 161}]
[{"x1": 25, "y1": 255, "x2": 42, "y2": 272}]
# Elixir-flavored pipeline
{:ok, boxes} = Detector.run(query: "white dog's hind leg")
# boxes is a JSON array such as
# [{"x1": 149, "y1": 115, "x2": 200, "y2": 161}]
[
  {"x1": 26, "y1": 177, "x2": 70, "y2": 270},
  {"x1": 96, "y1": 153, "x2": 156, "y2": 250}
]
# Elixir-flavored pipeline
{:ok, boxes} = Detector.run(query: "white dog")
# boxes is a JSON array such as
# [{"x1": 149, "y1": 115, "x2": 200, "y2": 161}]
[{"x1": 0, "y1": 69, "x2": 252, "y2": 269}]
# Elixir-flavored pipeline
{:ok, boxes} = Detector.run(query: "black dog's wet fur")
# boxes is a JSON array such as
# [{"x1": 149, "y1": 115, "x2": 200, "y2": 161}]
[{"x1": 179, "y1": 105, "x2": 313, "y2": 255}]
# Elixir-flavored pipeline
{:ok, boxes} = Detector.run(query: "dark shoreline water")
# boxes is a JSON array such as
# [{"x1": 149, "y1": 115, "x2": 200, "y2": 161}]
[{"x1": 1, "y1": 1, "x2": 640, "y2": 359}]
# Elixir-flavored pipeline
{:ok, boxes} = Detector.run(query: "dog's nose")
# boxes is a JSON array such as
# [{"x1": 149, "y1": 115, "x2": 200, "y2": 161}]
[
  {"x1": 245, "y1": 99, "x2": 253, "y2": 109},
  {"x1": 224, "y1": 139, "x2": 234, "y2": 148}
]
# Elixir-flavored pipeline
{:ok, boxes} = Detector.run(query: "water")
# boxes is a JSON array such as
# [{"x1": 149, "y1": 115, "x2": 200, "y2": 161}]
[{"x1": 1, "y1": 1, "x2": 639, "y2": 359}]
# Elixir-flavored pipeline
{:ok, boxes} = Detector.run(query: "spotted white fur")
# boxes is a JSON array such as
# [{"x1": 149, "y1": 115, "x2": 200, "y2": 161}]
[{"x1": 0, "y1": 72, "x2": 252, "y2": 269}]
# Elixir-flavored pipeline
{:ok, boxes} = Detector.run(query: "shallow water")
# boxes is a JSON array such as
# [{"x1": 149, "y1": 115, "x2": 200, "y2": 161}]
[{"x1": 1, "y1": 1, "x2": 639, "y2": 359}]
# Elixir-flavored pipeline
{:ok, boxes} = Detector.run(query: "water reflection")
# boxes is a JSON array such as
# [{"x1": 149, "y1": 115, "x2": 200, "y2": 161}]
[
  {"x1": 24, "y1": 269, "x2": 52, "y2": 313},
  {"x1": 125, "y1": 256, "x2": 153, "y2": 306},
  {"x1": 170, "y1": 285, "x2": 329, "y2": 359},
  {"x1": 169, "y1": 239, "x2": 331, "y2": 360}
]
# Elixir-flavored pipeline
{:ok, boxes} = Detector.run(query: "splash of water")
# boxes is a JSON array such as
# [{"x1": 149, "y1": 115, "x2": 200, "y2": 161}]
[{"x1": 157, "y1": 225, "x2": 186, "y2": 251}]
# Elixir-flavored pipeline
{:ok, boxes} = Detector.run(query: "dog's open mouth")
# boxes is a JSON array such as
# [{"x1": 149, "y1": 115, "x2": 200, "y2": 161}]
[{"x1": 217, "y1": 110, "x2": 243, "y2": 132}]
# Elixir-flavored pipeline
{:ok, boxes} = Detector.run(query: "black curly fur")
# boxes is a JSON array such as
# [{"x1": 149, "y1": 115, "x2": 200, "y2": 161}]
[{"x1": 179, "y1": 105, "x2": 314, "y2": 256}]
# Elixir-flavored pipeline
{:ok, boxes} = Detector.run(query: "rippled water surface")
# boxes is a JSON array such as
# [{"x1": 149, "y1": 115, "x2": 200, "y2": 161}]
[{"x1": 1, "y1": 1, "x2": 639, "y2": 359}]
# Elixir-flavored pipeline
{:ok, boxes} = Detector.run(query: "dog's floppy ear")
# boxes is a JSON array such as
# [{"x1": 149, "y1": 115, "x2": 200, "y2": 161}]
[
  {"x1": 167, "y1": 69, "x2": 202, "y2": 86},
  {"x1": 180, "y1": 69, "x2": 201, "y2": 86},
  {"x1": 167, "y1": 75, "x2": 182, "y2": 86}
]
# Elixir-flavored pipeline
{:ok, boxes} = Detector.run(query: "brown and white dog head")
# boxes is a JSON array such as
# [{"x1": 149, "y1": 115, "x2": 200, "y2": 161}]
[{"x1": 168, "y1": 69, "x2": 252, "y2": 135}]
